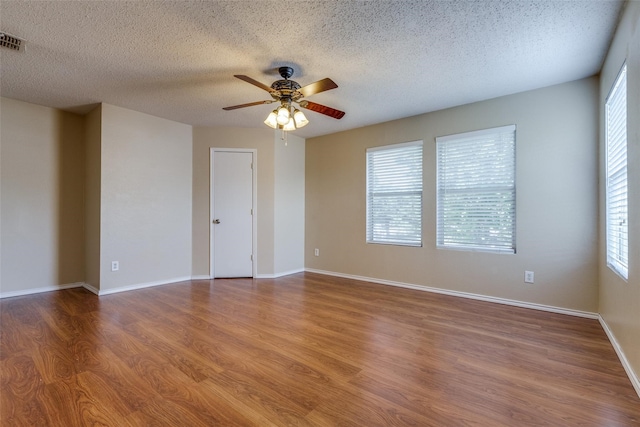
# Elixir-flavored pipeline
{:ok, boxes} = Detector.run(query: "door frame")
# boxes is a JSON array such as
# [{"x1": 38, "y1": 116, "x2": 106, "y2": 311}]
[{"x1": 210, "y1": 148, "x2": 258, "y2": 279}]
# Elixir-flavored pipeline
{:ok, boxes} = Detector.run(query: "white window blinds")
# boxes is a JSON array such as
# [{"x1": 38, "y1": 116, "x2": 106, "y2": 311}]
[
  {"x1": 436, "y1": 125, "x2": 516, "y2": 253},
  {"x1": 366, "y1": 141, "x2": 423, "y2": 246},
  {"x1": 605, "y1": 64, "x2": 628, "y2": 280}
]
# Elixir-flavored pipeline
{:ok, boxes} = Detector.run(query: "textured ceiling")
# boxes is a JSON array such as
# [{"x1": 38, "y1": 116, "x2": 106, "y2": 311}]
[{"x1": 0, "y1": 0, "x2": 625, "y2": 138}]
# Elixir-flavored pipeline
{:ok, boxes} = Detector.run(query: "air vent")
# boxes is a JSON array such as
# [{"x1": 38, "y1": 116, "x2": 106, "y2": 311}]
[{"x1": 0, "y1": 32, "x2": 25, "y2": 52}]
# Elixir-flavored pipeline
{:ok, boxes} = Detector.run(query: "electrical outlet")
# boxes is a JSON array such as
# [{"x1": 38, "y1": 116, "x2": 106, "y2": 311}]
[
  {"x1": 314, "y1": 248, "x2": 320, "y2": 257},
  {"x1": 111, "y1": 261, "x2": 119, "y2": 272},
  {"x1": 524, "y1": 270, "x2": 534, "y2": 283}
]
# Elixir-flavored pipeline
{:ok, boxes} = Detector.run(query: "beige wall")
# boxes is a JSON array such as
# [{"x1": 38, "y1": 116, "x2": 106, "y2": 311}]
[
  {"x1": 306, "y1": 77, "x2": 599, "y2": 312},
  {"x1": 192, "y1": 127, "x2": 275, "y2": 277},
  {"x1": 1, "y1": 100, "x2": 303, "y2": 292},
  {"x1": 1, "y1": 98, "x2": 85, "y2": 295},
  {"x1": 84, "y1": 105, "x2": 102, "y2": 291},
  {"x1": 274, "y1": 133, "x2": 305, "y2": 274},
  {"x1": 192, "y1": 127, "x2": 306, "y2": 278},
  {"x1": 98, "y1": 104, "x2": 193, "y2": 292},
  {"x1": 599, "y1": 0, "x2": 640, "y2": 389}
]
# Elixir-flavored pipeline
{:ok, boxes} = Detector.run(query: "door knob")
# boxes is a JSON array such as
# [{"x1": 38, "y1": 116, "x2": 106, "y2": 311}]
[{"x1": 213, "y1": 219, "x2": 221, "y2": 224}]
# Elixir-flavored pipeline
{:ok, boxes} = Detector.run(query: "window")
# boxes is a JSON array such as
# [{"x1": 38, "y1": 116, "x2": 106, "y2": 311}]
[
  {"x1": 436, "y1": 125, "x2": 516, "y2": 253},
  {"x1": 605, "y1": 64, "x2": 628, "y2": 280},
  {"x1": 366, "y1": 141, "x2": 423, "y2": 246}
]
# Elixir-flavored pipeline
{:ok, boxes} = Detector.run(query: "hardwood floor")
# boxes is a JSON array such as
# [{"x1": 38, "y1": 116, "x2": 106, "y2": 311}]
[{"x1": 1, "y1": 272, "x2": 639, "y2": 426}]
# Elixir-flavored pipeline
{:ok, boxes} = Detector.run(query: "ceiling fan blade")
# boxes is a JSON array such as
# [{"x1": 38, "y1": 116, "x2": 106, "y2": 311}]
[
  {"x1": 297, "y1": 78, "x2": 338, "y2": 97},
  {"x1": 298, "y1": 100, "x2": 345, "y2": 119},
  {"x1": 223, "y1": 100, "x2": 275, "y2": 110},
  {"x1": 234, "y1": 75, "x2": 275, "y2": 93}
]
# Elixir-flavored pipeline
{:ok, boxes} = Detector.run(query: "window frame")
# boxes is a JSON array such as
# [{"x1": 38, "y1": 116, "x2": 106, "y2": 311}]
[
  {"x1": 605, "y1": 63, "x2": 628, "y2": 280},
  {"x1": 435, "y1": 125, "x2": 517, "y2": 254},
  {"x1": 366, "y1": 140, "x2": 424, "y2": 247}
]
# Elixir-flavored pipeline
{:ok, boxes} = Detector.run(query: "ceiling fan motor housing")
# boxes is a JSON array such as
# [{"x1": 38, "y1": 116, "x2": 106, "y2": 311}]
[{"x1": 271, "y1": 79, "x2": 302, "y2": 102}]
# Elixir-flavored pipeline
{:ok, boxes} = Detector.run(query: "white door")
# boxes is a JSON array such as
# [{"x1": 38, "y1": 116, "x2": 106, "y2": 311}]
[{"x1": 211, "y1": 150, "x2": 254, "y2": 278}]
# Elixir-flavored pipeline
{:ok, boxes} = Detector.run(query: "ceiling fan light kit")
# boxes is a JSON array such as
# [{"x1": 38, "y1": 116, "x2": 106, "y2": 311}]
[{"x1": 224, "y1": 66, "x2": 344, "y2": 133}]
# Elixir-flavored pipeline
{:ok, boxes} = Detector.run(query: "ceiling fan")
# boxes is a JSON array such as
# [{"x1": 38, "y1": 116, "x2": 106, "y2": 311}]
[{"x1": 223, "y1": 66, "x2": 345, "y2": 130}]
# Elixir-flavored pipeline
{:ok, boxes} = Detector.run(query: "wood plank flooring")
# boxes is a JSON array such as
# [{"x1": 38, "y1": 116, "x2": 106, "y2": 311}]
[{"x1": 1, "y1": 272, "x2": 639, "y2": 426}]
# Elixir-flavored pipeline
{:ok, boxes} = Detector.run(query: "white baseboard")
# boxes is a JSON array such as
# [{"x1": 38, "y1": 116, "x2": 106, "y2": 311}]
[
  {"x1": 82, "y1": 283, "x2": 100, "y2": 295},
  {"x1": 194, "y1": 270, "x2": 304, "y2": 280},
  {"x1": 256, "y1": 268, "x2": 305, "y2": 279},
  {"x1": 0, "y1": 271, "x2": 304, "y2": 299},
  {"x1": 96, "y1": 276, "x2": 193, "y2": 296},
  {"x1": 304, "y1": 268, "x2": 598, "y2": 319},
  {"x1": 598, "y1": 315, "x2": 640, "y2": 398},
  {"x1": 0, "y1": 282, "x2": 85, "y2": 299}
]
